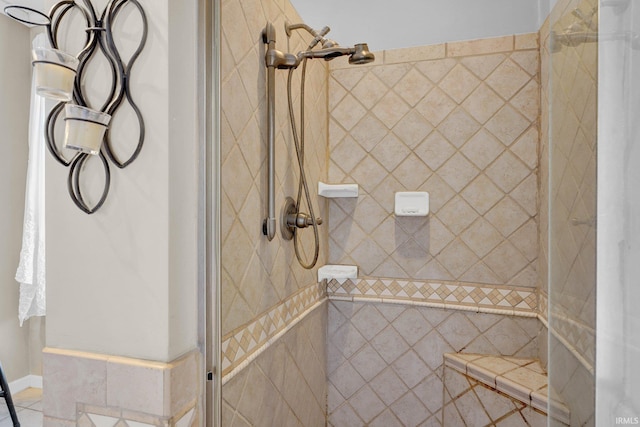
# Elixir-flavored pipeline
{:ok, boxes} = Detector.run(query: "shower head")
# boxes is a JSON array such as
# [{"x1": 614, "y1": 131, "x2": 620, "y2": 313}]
[
  {"x1": 286, "y1": 21, "x2": 375, "y2": 66},
  {"x1": 348, "y1": 43, "x2": 375, "y2": 64},
  {"x1": 298, "y1": 43, "x2": 375, "y2": 65}
]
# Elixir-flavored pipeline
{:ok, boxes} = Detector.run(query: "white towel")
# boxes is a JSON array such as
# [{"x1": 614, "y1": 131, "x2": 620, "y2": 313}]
[{"x1": 16, "y1": 33, "x2": 46, "y2": 326}]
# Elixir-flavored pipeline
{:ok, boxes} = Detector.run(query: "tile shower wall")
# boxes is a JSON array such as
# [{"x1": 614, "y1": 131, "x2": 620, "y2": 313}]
[
  {"x1": 542, "y1": 0, "x2": 597, "y2": 424},
  {"x1": 222, "y1": 302, "x2": 327, "y2": 427},
  {"x1": 327, "y1": 300, "x2": 540, "y2": 426},
  {"x1": 328, "y1": 35, "x2": 540, "y2": 289},
  {"x1": 221, "y1": 0, "x2": 328, "y2": 339},
  {"x1": 547, "y1": 0, "x2": 597, "y2": 370},
  {"x1": 329, "y1": 34, "x2": 539, "y2": 287},
  {"x1": 220, "y1": 0, "x2": 330, "y2": 422}
]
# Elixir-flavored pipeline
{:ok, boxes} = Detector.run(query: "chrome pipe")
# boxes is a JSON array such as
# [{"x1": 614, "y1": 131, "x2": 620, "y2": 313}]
[{"x1": 262, "y1": 23, "x2": 277, "y2": 240}]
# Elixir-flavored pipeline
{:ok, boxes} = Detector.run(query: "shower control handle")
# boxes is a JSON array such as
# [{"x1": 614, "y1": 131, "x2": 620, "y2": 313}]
[
  {"x1": 281, "y1": 197, "x2": 322, "y2": 240},
  {"x1": 289, "y1": 212, "x2": 323, "y2": 228}
]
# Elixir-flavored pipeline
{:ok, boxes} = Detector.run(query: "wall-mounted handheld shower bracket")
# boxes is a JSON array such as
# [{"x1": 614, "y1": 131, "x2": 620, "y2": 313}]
[
  {"x1": 262, "y1": 21, "x2": 373, "y2": 268},
  {"x1": 261, "y1": 22, "x2": 279, "y2": 241}
]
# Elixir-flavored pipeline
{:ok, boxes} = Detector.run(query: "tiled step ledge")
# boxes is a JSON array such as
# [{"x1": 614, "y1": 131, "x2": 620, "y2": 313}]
[{"x1": 444, "y1": 353, "x2": 570, "y2": 424}]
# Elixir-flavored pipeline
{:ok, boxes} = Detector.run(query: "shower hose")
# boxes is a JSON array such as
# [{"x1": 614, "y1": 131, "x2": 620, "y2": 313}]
[{"x1": 287, "y1": 57, "x2": 320, "y2": 269}]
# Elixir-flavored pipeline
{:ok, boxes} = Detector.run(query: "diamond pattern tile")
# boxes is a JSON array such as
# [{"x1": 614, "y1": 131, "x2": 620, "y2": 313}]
[
  {"x1": 372, "y1": 90, "x2": 411, "y2": 128},
  {"x1": 439, "y1": 64, "x2": 481, "y2": 103},
  {"x1": 485, "y1": 58, "x2": 532, "y2": 100},
  {"x1": 328, "y1": 300, "x2": 539, "y2": 426},
  {"x1": 543, "y1": 0, "x2": 597, "y2": 390},
  {"x1": 224, "y1": 303, "x2": 327, "y2": 427}
]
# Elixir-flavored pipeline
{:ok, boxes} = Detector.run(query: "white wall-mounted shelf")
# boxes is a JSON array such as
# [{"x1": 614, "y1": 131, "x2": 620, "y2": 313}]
[
  {"x1": 318, "y1": 181, "x2": 358, "y2": 198},
  {"x1": 318, "y1": 265, "x2": 358, "y2": 282}
]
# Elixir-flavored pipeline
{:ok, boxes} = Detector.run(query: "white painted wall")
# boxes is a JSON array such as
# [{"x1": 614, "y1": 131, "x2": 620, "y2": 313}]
[
  {"x1": 45, "y1": 0, "x2": 199, "y2": 362},
  {"x1": 291, "y1": 0, "x2": 551, "y2": 51},
  {"x1": 597, "y1": 0, "x2": 640, "y2": 421},
  {"x1": 0, "y1": 13, "x2": 31, "y2": 382}
]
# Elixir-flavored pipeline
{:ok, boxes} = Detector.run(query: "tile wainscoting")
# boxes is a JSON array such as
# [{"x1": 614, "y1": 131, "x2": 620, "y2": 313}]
[{"x1": 42, "y1": 348, "x2": 201, "y2": 427}]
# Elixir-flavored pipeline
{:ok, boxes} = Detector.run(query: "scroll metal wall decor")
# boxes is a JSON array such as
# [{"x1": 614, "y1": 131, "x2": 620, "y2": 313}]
[{"x1": 5, "y1": 0, "x2": 147, "y2": 214}]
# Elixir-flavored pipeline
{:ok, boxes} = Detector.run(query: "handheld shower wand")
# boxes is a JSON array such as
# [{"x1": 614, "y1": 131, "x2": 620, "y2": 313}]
[{"x1": 262, "y1": 22, "x2": 374, "y2": 267}]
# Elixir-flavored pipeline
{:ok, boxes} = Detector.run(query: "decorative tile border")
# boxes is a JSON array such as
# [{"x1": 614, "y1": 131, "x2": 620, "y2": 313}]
[
  {"x1": 537, "y1": 290, "x2": 595, "y2": 374},
  {"x1": 76, "y1": 403, "x2": 197, "y2": 427},
  {"x1": 548, "y1": 311, "x2": 595, "y2": 374},
  {"x1": 538, "y1": 289, "x2": 548, "y2": 322},
  {"x1": 221, "y1": 282, "x2": 326, "y2": 379},
  {"x1": 327, "y1": 277, "x2": 537, "y2": 316},
  {"x1": 221, "y1": 277, "x2": 539, "y2": 383}
]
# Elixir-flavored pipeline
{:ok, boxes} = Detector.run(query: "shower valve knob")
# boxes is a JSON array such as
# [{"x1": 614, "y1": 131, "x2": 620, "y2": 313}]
[{"x1": 288, "y1": 212, "x2": 322, "y2": 228}]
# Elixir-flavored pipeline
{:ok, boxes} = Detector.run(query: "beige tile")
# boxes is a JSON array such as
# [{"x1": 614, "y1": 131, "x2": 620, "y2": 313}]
[
  {"x1": 486, "y1": 59, "x2": 532, "y2": 101},
  {"x1": 414, "y1": 131, "x2": 456, "y2": 171},
  {"x1": 42, "y1": 348, "x2": 108, "y2": 421},
  {"x1": 466, "y1": 363, "x2": 498, "y2": 387},
  {"x1": 511, "y1": 50, "x2": 539, "y2": 76},
  {"x1": 106, "y1": 357, "x2": 166, "y2": 416},
  {"x1": 495, "y1": 411, "x2": 530, "y2": 426},
  {"x1": 460, "y1": 174, "x2": 504, "y2": 215},
  {"x1": 415, "y1": 87, "x2": 457, "y2": 126},
  {"x1": 349, "y1": 385, "x2": 385, "y2": 423},
  {"x1": 392, "y1": 110, "x2": 434, "y2": 148},
  {"x1": 510, "y1": 127, "x2": 539, "y2": 169},
  {"x1": 168, "y1": 351, "x2": 201, "y2": 416},
  {"x1": 371, "y1": 91, "x2": 411, "y2": 128},
  {"x1": 453, "y1": 388, "x2": 492, "y2": 426},
  {"x1": 350, "y1": 114, "x2": 389, "y2": 152},
  {"x1": 460, "y1": 218, "x2": 504, "y2": 258},
  {"x1": 438, "y1": 196, "x2": 477, "y2": 235},
  {"x1": 485, "y1": 151, "x2": 531, "y2": 193},
  {"x1": 462, "y1": 83, "x2": 505, "y2": 124},
  {"x1": 510, "y1": 79, "x2": 540, "y2": 122},
  {"x1": 371, "y1": 133, "x2": 411, "y2": 172},
  {"x1": 495, "y1": 376, "x2": 531, "y2": 405},
  {"x1": 415, "y1": 58, "x2": 457, "y2": 83},
  {"x1": 483, "y1": 241, "x2": 529, "y2": 282},
  {"x1": 438, "y1": 239, "x2": 480, "y2": 278},
  {"x1": 393, "y1": 154, "x2": 431, "y2": 189},
  {"x1": 475, "y1": 385, "x2": 524, "y2": 422},
  {"x1": 473, "y1": 356, "x2": 520, "y2": 375},
  {"x1": 486, "y1": 105, "x2": 532, "y2": 145},
  {"x1": 372, "y1": 63, "x2": 412, "y2": 87},
  {"x1": 515, "y1": 33, "x2": 539, "y2": 50},
  {"x1": 447, "y1": 36, "x2": 514, "y2": 57},
  {"x1": 331, "y1": 66, "x2": 368, "y2": 90},
  {"x1": 438, "y1": 108, "x2": 481, "y2": 149},
  {"x1": 350, "y1": 155, "x2": 388, "y2": 193},
  {"x1": 351, "y1": 71, "x2": 389, "y2": 110},
  {"x1": 437, "y1": 152, "x2": 480, "y2": 192},
  {"x1": 331, "y1": 136, "x2": 367, "y2": 174},
  {"x1": 393, "y1": 69, "x2": 434, "y2": 107},
  {"x1": 460, "y1": 129, "x2": 505, "y2": 170},
  {"x1": 501, "y1": 367, "x2": 547, "y2": 392},
  {"x1": 333, "y1": 93, "x2": 368, "y2": 131},
  {"x1": 461, "y1": 53, "x2": 507, "y2": 79},
  {"x1": 439, "y1": 64, "x2": 481, "y2": 103},
  {"x1": 384, "y1": 44, "x2": 446, "y2": 64}
]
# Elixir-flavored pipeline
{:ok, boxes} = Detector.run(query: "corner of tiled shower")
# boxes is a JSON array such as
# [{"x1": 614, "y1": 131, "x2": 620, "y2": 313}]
[{"x1": 220, "y1": 0, "x2": 595, "y2": 424}]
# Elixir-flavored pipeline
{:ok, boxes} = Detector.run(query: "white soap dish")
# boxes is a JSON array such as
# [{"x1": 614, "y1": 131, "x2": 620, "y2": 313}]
[{"x1": 395, "y1": 192, "x2": 429, "y2": 216}]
